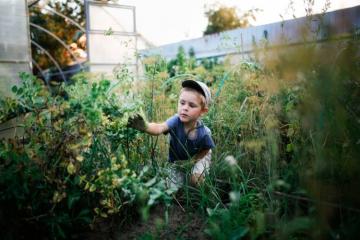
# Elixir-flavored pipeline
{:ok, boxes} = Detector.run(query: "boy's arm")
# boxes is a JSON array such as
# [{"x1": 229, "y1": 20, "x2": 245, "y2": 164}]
[
  {"x1": 146, "y1": 122, "x2": 169, "y2": 136},
  {"x1": 127, "y1": 114, "x2": 169, "y2": 136},
  {"x1": 192, "y1": 130, "x2": 215, "y2": 162},
  {"x1": 193, "y1": 149, "x2": 210, "y2": 162}
]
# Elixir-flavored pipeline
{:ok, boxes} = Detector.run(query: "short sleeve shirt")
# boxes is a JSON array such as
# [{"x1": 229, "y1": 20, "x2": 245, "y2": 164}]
[{"x1": 165, "y1": 114, "x2": 215, "y2": 162}]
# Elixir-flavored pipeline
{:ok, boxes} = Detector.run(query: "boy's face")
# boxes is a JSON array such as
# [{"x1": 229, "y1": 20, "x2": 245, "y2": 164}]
[{"x1": 177, "y1": 90, "x2": 208, "y2": 124}]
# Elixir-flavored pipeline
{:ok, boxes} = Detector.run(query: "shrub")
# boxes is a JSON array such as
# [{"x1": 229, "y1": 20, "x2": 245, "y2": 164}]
[{"x1": 0, "y1": 71, "x2": 174, "y2": 239}]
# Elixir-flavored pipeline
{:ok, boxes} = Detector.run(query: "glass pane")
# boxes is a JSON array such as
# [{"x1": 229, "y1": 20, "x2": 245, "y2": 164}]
[
  {"x1": 0, "y1": 0, "x2": 31, "y2": 97},
  {"x1": 89, "y1": 5, "x2": 135, "y2": 33},
  {"x1": 0, "y1": 63, "x2": 28, "y2": 93},
  {"x1": 87, "y1": 2, "x2": 138, "y2": 78},
  {"x1": 0, "y1": 0, "x2": 30, "y2": 61},
  {"x1": 90, "y1": 64, "x2": 137, "y2": 74},
  {"x1": 89, "y1": 34, "x2": 136, "y2": 63}
]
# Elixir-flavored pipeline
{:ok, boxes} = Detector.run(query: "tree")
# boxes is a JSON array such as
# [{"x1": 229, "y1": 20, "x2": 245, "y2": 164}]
[{"x1": 203, "y1": 5, "x2": 258, "y2": 35}]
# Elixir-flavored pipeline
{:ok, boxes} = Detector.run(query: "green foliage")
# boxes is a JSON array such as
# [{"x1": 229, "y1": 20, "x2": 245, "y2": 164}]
[
  {"x1": 166, "y1": 46, "x2": 197, "y2": 77},
  {"x1": 2, "y1": 15, "x2": 359, "y2": 239},
  {"x1": 0, "y1": 72, "x2": 174, "y2": 239},
  {"x1": 141, "y1": 31, "x2": 360, "y2": 239},
  {"x1": 205, "y1": 191, "x2": 265, "y2": 239}
]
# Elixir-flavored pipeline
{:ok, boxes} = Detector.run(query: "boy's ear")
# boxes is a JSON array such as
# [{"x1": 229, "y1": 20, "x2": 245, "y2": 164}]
[{"x1": 201, "y1": 107, "x2": 209, "y2": 115}]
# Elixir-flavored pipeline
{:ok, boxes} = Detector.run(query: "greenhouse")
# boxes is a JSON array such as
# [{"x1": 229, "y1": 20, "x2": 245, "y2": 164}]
[{"x1": 1, "y1": 0, "x2": 359, "y2": 239}]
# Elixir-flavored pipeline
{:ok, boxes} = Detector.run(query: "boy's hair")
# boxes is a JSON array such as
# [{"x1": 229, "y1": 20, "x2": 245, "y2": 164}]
[{"x1": 180, "y1": 87, "x2": 207, "y2": 109}]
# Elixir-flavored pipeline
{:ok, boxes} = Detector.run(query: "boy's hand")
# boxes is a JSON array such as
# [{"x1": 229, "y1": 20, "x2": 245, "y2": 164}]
[{"x1": 127, "y1": 113, "x2": 148, "y2": 132}]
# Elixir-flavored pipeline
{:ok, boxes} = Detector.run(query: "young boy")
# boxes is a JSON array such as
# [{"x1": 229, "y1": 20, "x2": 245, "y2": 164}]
[{"x1": 128, "y1": 79, "x2": 215, "y2": 187}]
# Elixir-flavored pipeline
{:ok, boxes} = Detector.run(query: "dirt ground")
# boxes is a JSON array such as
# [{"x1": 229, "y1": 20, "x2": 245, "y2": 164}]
[
  {"x1": 79, "y1": 203, "x2": 208, "y2": 240},
  {"x1": 115, "y1": 204, "x2": 207, "y2": 240}
]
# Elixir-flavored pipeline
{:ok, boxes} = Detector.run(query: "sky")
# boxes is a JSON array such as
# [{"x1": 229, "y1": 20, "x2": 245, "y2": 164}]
[{"x1": 119, "y1": 0, "x2": 360, "y2": 47}]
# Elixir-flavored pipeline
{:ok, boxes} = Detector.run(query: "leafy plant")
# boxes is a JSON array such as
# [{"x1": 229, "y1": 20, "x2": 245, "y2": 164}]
[{"x1": 0, "y1": 71, "x2": 174, "y2": 239}]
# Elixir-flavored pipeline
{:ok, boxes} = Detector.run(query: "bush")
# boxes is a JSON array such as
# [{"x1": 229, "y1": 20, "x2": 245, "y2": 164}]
[{"x1": 0, "y1": 71, "x2": 175, "y2": 239}]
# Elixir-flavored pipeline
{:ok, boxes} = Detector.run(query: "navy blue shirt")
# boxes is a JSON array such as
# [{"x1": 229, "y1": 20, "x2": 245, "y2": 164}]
[{"x1": 165, "y1": 114, "x2": 215, "y2": 162}]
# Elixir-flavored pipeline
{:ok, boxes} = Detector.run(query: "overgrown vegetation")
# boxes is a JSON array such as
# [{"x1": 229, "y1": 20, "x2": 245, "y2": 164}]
[
  {"x1": 0, "y1": 72, "x2": 175, "y2": 239},
  {"x1": 1, "y1": 8, "x2": 360, "y2": 240},
  {"x1": 137, "y1": 24, "x2": 359, "y2": 239}
]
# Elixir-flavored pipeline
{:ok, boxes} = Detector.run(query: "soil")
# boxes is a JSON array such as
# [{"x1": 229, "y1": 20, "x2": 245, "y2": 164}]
[
  {"x1": 115, "y1": 204, "x2": 208, "y2": 240},
  {"x1": 78, "y1": 203, "x2": 209, "y2": 240}
]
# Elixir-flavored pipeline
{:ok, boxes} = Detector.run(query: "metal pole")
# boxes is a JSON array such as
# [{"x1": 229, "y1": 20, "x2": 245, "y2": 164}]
[
  {"x1": 29, "y1": 23, "x2": 84, "y2": 68},
  {"x1": 31, "y1": 40, "x2": 67, "y2": 83},
  {"x1": 31, "y1": 5, "x2": 86, "y2": 32}
]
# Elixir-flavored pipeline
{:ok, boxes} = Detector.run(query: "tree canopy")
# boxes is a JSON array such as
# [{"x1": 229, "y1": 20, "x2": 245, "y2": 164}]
[{"x1": 204, "y1": 5, "x2": 258, "y2": 35}]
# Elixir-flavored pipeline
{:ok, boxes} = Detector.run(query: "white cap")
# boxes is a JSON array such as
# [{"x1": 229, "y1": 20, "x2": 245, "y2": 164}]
[{"x1": 182, "y1": 79, "x2": 212, "y2": 107}]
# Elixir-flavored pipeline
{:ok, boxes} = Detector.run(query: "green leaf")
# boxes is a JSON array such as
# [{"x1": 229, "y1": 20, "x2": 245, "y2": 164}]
[
  {"x1": 286, "y1": 143, "x2": 294, "y2": 152},
  {"x1": 144, "y1": 177, "x2": 157, "y2": 187},
  {"x1": 56, "y1": 224, "x2": 66, "y2": 239},
  {"x1": 11, "y1": 85, "x2": 17, "y2": 93},
  {"x1": 76, "y1": 209, "x2": 92, "y2": 223},
  {"x1": 230, "y1": 226, "x2": 248, "y2": 240},
  {"x1": 67, "y1": 193, "x2": 81, "y2": 209}
]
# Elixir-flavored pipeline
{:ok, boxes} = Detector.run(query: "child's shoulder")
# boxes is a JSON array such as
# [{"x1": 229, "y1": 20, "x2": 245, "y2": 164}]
[
  {"x1": 204, "y1": 126, "x2": 212, "y2": 135},
  {"x1": 196, "y1": 124, "x2": 214, "y2": 144},
  {"x1": 198, "y1": 121, "x2": 212, "y2": 136}
]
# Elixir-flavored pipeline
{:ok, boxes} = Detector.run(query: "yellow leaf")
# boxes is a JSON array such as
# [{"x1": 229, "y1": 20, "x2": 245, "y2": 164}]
[
  {"x1": 76, "y1": 155, "x2": 84, "y2": 162},
  {"x1": 79, "y1": 175, "x2": 86, "y2": 184},
  {"x1": 94, "y1": 207, "x2": 100, "y2": 214},
  {"x1": 89, "y1": 184, "x2": 96, "y2": 192},
  {"x1": 67, "y1": 162, "x2": 76, "y2": 175}
]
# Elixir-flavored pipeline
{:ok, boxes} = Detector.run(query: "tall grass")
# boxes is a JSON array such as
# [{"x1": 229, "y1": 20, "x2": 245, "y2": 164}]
[{"x1": 139, "y1": 24, "x2": 359, "y2": 238}]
